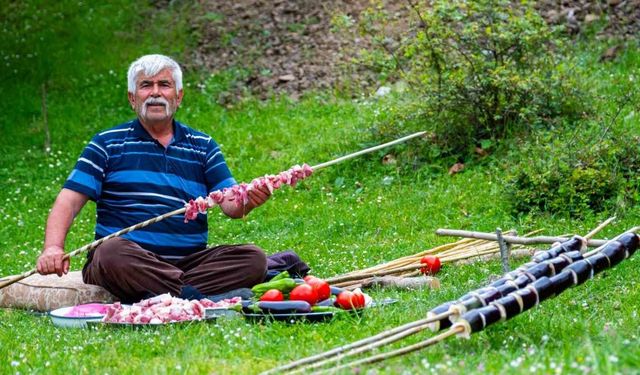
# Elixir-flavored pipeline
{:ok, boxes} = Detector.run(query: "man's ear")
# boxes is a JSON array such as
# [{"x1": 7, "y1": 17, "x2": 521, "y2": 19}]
[
  {"x1": 127, "y1": 91, "x2": 135, "y2": 110},
  {"x1": 176, "y1": 89, "x2": 184, "y2": 107}
]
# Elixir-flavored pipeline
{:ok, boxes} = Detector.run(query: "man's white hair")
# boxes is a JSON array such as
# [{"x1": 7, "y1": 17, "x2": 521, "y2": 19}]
[{"x1": 127, "y1": 54, "x2": 183, "y2": 94}]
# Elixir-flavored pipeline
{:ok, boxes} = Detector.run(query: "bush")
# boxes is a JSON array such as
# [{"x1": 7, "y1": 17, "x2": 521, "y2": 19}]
[
  {"x1": 353, "y1": 0, "x2": 586, "y2": 159},
  {"x1": 505, "y1": 125, "x2": 640, "y2": 218}
]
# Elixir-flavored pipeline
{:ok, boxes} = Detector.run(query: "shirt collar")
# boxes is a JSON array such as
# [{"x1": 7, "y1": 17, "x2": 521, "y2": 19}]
[
  {"x1": 131, "y1": 118, "x2": 186, "y2": 143},
  {"x1": 172, "y1": 120, "x2": 186, "y2": 143}
]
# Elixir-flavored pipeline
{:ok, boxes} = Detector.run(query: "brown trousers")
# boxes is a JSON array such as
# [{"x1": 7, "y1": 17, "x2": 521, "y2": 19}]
[{"x1": 82, "y1": 237, "x2": 267, "y2": 302}]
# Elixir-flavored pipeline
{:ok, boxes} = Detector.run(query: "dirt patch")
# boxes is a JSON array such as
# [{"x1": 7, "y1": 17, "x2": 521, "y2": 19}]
[
  {"x1": 190, "y1": 0, "x2": 638, "y2": 99},
  {"x1": 536, "y1": 0, "x2": 640, "y2": 39},
  {"x1": 191, "y1": 0, "x2": 408, "y2": 99}
]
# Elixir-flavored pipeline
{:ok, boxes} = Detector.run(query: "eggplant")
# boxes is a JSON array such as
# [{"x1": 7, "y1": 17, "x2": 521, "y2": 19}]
[
  {"x1": 240, "y1": 300, "x2": 256, "y2": 314},
  {"x1": 601, "y1": 241, "x2": 626, "y2": 267},
  {"x1": 617, "y1": 233, "x2": 640, "y2": 257},
  {"x1": 253, "y1": 300, "x2": 312, "y2": 314},
  {"x1": 330, "y1": 286, "x2": 345, "y2": 296},
  {"x1": 316, "y1": 298, "x2": 335, "y2": 307},
  {"x1": 427, "y1": 302, "x2": 454, "y2": 331}
]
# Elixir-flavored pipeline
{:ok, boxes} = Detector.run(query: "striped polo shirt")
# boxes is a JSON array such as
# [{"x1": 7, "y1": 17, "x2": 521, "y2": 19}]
[{"x1": 64, "y1": 119, "x2": 237, "y2": 259}]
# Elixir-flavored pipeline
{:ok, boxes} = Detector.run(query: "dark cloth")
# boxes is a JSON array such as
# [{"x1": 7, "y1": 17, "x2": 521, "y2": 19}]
[
  {"x1": 265, "y1": 250, "x2": 310, "y2": 280},
  {"x1": 82, "y1": 237, "x2": 267, "y2": 303}
]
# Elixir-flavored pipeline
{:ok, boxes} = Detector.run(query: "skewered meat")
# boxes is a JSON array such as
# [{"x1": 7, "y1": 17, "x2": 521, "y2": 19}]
[{"x1": 184, "y1": 164, "x2": 313, "y2": 222}]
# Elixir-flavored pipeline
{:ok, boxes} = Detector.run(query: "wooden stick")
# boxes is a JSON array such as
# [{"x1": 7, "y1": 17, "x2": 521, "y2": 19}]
[
  {"x1": 290, "y1": 320, "x2": 441, "y2": 375},
  {"x1": 315, "y1": 326, "x2": 464, "y2": 375},
  {"x1": 583, "y1": 226, "x2": 640, "y2": 258},
  {"x1": 0, "y1": 207, "x2": 186, "y2": 289},
  {"x1": 440, "y1": 250, "x2": 505, "y2": 263},
  {"x1": 330, "y1": 240, "x2": 473, "y2": 279},
  {"x1": 311, "y1": 131, "x2": 426, "y2": 170},
  {"x1": 272, "y1": 225, "x2": 619, "y2": 374},
  {"x1": 453, "y1": 248, "x2": 534, "y2": 265},
  {"x1": 329, "y1": 230, "x2": 546, "y2": 289},
  {"x1": 584, "y1": 216, "x2": 616, "y2": 240},
  {"x1": 436, "y1": 229, "x2": 607, "y2": 247},
  {"x1": 0, "y1": 132, "x2": 428, "y2": 290},
  {"x1": 346, "y1": 275, "x2": 440, "y2": 290},
  {"x1": 261, "y1": 311, "x2": 451, "y2": 375},
  {"x1": 329, "y1": 239, "x2": 520, "y2": 286},
  {"x1": 310, "y1": 224, "x2": 631, "y2": 374},
  {"x1": 496, "y1": 228, "x2": 511, "y2": 273},
  {"x1": 326, "y1": 238, "x2": 485, "y2": 282},
  {"x1": 327, "y1": 264, "x2": 428, "y2": 284},
  {"x1": 437, "y1": 242, "x2": 504, "y2": 258}
]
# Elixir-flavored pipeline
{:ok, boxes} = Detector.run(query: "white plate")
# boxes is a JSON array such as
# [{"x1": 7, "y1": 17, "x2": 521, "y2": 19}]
[{"x1": 49, "y1": 306, "x2": 105, "y2": 329}]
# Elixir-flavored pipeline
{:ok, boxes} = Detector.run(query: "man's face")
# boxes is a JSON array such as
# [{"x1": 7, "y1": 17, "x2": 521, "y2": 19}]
[{"x1": 128, "y1": 68, "x2": 183, "y2": 125}]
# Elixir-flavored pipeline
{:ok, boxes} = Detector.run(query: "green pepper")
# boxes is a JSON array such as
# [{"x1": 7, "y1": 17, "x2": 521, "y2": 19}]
[
  {"x1": 251, "y1": 278, "x2": 298, "y2": 298},
  {"x1": 310, "y1": 305, "x2": 340, "y2": 313},
  {"x1": 269, "y1": 271, "x2": 290, "y2": 282}
]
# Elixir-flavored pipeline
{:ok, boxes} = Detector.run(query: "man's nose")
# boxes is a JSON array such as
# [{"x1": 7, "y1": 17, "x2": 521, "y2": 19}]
[{"x1": 151, "y1": 83, "x2": 161, "y2": 96}]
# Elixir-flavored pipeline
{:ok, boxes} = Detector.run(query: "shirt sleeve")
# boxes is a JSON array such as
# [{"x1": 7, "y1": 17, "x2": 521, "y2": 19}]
[
  {"x1": 63, "y1": 135, "x2": 108, "y2": 201},
  {"x1": 204, "y1": 138, "x2": 237, "y2": 193}
]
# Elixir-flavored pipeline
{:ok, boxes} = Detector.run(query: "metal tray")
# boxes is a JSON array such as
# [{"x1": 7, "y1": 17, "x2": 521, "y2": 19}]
[
  {"x1": 86, "y1": 315, "x2": 222, "y2": 328},
  {"x1": 241, "y1": 298, "x2": 398, "y2": 323},
  {"x1": 242, "y1": 310, "x2": 338, "y2": 323}
]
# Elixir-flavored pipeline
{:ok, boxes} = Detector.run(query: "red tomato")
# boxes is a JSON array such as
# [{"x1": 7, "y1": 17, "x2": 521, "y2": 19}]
[
  {"x1": 260, "y1": 289, "x2": 284, "y2": 302},
  {"x1": 420, "y1": 255, "x2": 441, "y2": 275},
  {"x1": 303, "y1": 275, "x2": 318, "y2": 283},
  {"x1": 335, "y1": 291, "x2": 366, "y2": 310},
  {"x1": 305, "y1": 278, "x2": 331, "y2": 301},
  {"x1": 353, "y1": 290, "x2": 366, "y2": 307},
  {"x1": 289, "y1": 284, "x2": 318, "y2": 305}
]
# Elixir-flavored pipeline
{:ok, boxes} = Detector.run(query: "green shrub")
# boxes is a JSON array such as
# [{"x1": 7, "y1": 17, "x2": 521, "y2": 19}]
[
  {"x1": 354, "y1": 0, "x2": 586, "y2": 159},
  {"x1": 505, "y1": 125, "x2": 640, "y2": 217}
]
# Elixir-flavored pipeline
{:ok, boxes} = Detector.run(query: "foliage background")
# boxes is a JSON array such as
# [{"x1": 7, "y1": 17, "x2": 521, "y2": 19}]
[{"x1": 0, "y1": 1, "x2": 638, "y2": 374}]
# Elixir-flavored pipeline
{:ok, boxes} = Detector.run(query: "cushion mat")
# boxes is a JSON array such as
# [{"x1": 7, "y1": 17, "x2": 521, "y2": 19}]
[{"x1": 0, "y1": 271, "x2": 115, "y2": 312}]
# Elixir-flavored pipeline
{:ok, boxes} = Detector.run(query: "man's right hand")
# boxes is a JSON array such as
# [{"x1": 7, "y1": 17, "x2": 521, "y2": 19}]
[{"x1": 37, "y1": 246, "x2": 69, "y2": 276}]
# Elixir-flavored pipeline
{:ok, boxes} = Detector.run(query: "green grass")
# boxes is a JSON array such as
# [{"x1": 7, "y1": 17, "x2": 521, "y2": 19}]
[{"x1": 1, "y1": 2, "x2": 639, "y2": 374}]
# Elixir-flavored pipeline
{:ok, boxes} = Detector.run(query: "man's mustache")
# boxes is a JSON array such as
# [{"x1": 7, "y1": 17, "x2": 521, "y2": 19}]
[
  {"x1": 144, "y1": 97, "x2": 169, "y2": 107},
  {"x1": 141, "y1": 97, "x2": 172, "y2": 117}
]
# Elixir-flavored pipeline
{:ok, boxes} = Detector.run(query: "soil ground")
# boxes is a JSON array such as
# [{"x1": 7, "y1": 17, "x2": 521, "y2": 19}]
[{"x1": 189, "y1": 0, "x2": 639, "y2": 98}]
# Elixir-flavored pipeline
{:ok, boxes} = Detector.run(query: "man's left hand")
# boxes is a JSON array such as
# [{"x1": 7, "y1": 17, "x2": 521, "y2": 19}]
[{"x1": 247, "y1": 184, "x2": 271, "y2": 210}]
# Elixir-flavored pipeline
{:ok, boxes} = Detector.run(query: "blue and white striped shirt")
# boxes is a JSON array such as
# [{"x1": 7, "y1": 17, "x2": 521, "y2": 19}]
[{"x1": 64, "y1": 119, "x2": 237, "y2": 259}]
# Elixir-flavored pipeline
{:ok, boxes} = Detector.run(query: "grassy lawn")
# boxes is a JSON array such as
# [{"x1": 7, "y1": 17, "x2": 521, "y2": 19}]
[{"x1": 1, "y1": 2, "x2": 638, "y2": 374}]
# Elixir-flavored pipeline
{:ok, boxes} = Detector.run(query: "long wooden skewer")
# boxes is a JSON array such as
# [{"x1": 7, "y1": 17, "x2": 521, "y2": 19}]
[
  {"x1": 0, "y1": 207, "x2": 186, "y2": 289},
  {"x1": 288, "y1": 316, "x2": 451, "y2": 375},
  {"x1": 315, "y1": 228, "x2": 639, "y2": 374},
  {"x1": 584, "y1": 217, "x2": 616, "y2": 241},
  {"x1": 0, "y1": 131, "x2": 427, "y2": 290},
  {"x1": 436, "y1": 229, "x2": 608, "y2": 247},
  {"x1": 311, "y1": 131, "x2": 426, "y2": 170},
  {"x1": 299, "y1": 224, "x2": 635, "y2": 374},
  {"x1": 262, "y1": 312, "x2": 450, "y2": 375},
  {"x1": 315, "y1": 326, "x2": 464, "y2": 375},
  {"x1": 326, "y1": 226, "x2": 611, "y2": 289},
  {"x1": 266, "y1": 219, "x2": 615, "y2": 374}
]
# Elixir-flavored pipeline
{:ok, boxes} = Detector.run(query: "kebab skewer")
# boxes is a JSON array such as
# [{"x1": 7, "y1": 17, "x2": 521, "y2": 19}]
[
  {"x1": 0, "y1": 131, "x2": 426, "y2": 290},
  {"x1": 310, "y1": 231, "x2": 640, "y2": 374},
  {"x1": 326, "y1": 221, "x2": 617, "y2": 290},
  {"x1": 262, "y1": 234, "x2": 595, "y2": 375},
  {"x1": 267, "y1": 221, "x2": 618, "y2": 375}
]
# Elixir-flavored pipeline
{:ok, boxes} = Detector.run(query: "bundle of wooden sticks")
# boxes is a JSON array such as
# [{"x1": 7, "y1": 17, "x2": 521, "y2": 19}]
[{"x1": 325, "y1": 228, "x2": 610, "y2": 289}]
